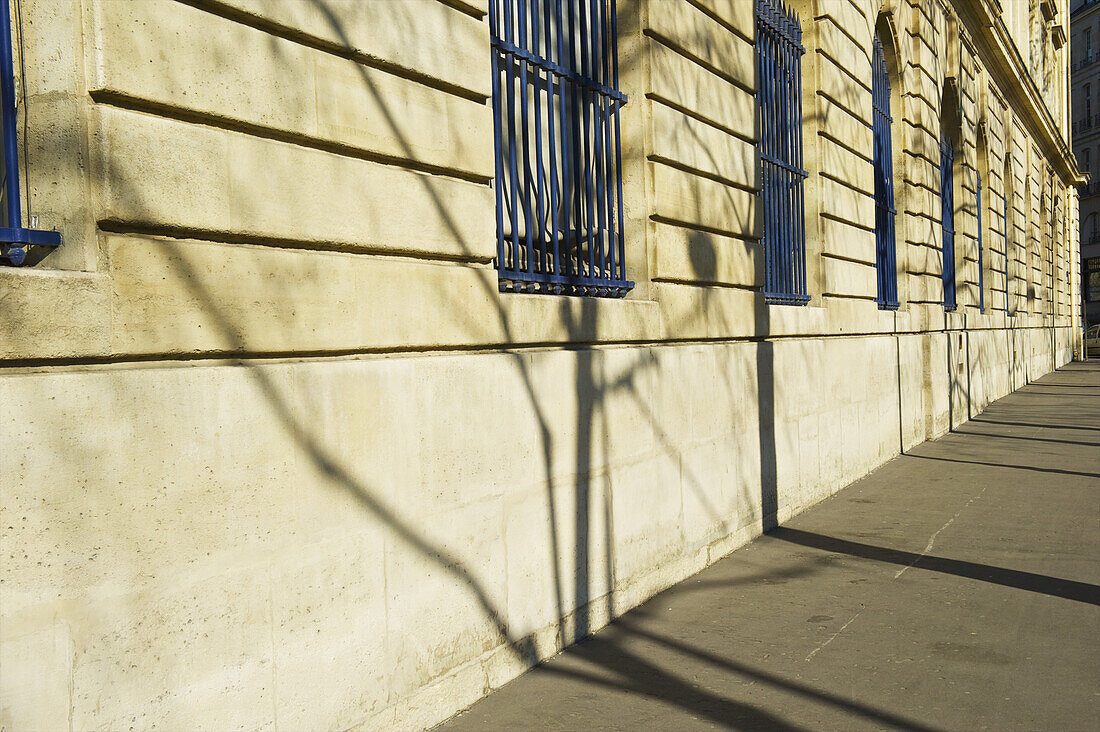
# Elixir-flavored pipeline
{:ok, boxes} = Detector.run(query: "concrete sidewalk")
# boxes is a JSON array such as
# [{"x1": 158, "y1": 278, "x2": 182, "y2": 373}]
[{"x1": 441, "y1": 362, "x2": 1100, "y2": 731}]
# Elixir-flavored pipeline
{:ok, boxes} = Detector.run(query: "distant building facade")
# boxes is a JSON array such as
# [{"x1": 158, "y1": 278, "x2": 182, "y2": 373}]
[
  {"x1": 1073, "y1": 0, "x2": 1100, "y2": 325},
  {"x1": 0, "y1": 0, "x2": 1082, "y2": 729}
]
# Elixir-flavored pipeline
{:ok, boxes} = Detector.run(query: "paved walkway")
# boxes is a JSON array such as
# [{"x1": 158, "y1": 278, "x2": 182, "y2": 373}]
[{"x1": 442, "y1": 362, "x2": 1100, "y2": 731}]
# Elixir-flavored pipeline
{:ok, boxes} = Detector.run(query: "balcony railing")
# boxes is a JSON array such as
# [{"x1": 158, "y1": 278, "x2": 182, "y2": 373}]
[{"x1": 1073, "y1": 116, "x2": 1100, "y2": 135}]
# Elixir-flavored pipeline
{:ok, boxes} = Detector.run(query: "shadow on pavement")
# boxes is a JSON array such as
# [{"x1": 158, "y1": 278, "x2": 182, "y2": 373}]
[
  {"x1": 769, "y1": 527, "x2": 1100, "y2": 606},
  {"x1": 903, "y1": 452, "x2": 1100, "y2": 479},
  {"x1": 968, "y1": 419, "x2": 1098, "y2": 432}
]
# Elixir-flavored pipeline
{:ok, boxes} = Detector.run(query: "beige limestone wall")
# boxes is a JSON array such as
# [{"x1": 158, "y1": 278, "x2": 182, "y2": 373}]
[
  {"x1": 4, "y1": 328, "x2": 1073, "y2": 730},
  {"x1": 0, "y1": 0, "x2": 1082, "y2": 729}
]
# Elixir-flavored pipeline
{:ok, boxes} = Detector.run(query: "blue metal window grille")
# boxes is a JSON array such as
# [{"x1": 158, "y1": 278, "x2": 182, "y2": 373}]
[
  {"x1": 940, "y1": 136, "x2": 957, "y2": 311},
  {"x1": 756, "y1": 0, "x2": 809, "y2": 305},
  {"x1": 1002, "y1": 178, "x2": 1010, "y2": 314},
  {"x1": 977, "y1": 171, "x2": 984, "y2": 312},
  {"x1": 0, "y1": 0, "x2": 60, "y2": 265},
  {"x1": 1051, "y1": 195, "x2": 1058, "y2": 311},
  {"x1": 489, "y1": 0, "x2": 632, "y2": 297},
  {"x1": 872, "y1": 37, "x2": 898, "y2": 310}
]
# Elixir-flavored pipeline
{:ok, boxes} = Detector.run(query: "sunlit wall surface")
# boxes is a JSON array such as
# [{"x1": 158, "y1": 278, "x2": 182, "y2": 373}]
[{"x1": 0, "y1": 0, "x2": 1081, "y2": 728}]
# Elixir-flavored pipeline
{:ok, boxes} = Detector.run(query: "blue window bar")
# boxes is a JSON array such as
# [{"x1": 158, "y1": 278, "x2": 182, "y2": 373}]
[
  {"x1": 940, "y1": 137, "x2": 957, "y2": 311},
  {"x1": 0, "y1": 0, "x2": 60, "y2": 265},
  {"x1": 756, "y1": 0, "x2": 809, "y2": 305},
  {"x1": 872, "y1": 37, "x2": 899, "y2": 310},
  {"x1": 977, "y1": 171, "x2": 984, "y2": 312},
  {"x1": 489, "y1": 0, "x2": 632, "y2": 297}
]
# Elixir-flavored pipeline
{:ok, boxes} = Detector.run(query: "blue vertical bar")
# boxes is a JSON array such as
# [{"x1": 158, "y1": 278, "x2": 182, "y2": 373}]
[
  {"x1": 530, "y1": 0, "x2": 547, "y2": 276},
  {"x1": 556, "y1": 0, "x2": 572, "y2": 277},
  {"x1": 544, "y1": 0, "x2": 561, "y2": 277},
  {"x1": 779, "y1": 16, "x2": 790, "y2": 298},
  {"x1": 503, "y1": 0, "x2": 521, "y2": 278},
  {"x1": 600, "y1": 0, "x2": 616, "y2": 284},
  {"x1": 489, "y1": 0, "x2": 508, "y2": 284},
  {"x1": 778, "y1": 12, "x2": 790, "y2": 298},
  {"x1": 772, "y1": 8, "x2": 783, "y2": 297},
  {"x1": 564, "y1": 0, "x2": 579, "y2": 277},
  {"x1": 589, "y1": 0, "x2": 606, "y2": 286},
  {"x1": 517, "y1": 0, "x2": 535, "y2": 276},
  {"x1": 578, "y1": 0, "x2": 595, "y2": 282},
  {"x1": 611, "y1": 0, "x2": 626, "y2": 285},
  {"x1": 792, "y1": 9, "x2": 806, "y2": 299}
]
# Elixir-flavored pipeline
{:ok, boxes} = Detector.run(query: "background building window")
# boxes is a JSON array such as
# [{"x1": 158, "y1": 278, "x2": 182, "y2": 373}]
[
  {"x1": 756, "y1": 0, "x2": 809, "y2": 305},
  {"x1": 489, "y1": 0, "x2": 632, "y2": 297},
  {"x1": 1086, "y1": 256, "x2": 1100, "y2": 302}
]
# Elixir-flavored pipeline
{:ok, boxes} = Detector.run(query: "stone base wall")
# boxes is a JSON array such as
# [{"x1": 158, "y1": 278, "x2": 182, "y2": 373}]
[{"x1": 1, "y1": 325, "x2": 1073, "y2": 729}]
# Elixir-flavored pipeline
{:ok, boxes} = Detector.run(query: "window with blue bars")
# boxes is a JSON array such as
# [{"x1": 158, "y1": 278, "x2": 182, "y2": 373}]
[
  {"x1": 0, "y1": 0, "x2": 60, "y2": 265},
  {"x1": 489, "y1": 0, "x2": 631, "y2": 297},
  {"x1": 756, "y1": 0, "x2": 809, "y2": 305},
  {"x1": 940, "y1": 136, "x2": 957, "y2": 311},
  {"x1": 872, "y1": 36, "x2": 898, "y2": 310},
  {"x1": 977, "y1": 171, "x2": 985, "y2": 312},
  {"x1": 1002, "y1": 158, "x2": 1012, "y2": 314}
]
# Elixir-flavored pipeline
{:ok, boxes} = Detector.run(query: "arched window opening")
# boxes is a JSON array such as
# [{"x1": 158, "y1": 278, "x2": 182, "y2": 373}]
[
  {"x1": 941, "y1": 137, "x2": 957, "y2": 311},
  {"x1": 940, "y1": 84, "x2": 961, "y2": 312},
  {"x1": 872, "y1": 34, "x2": 899, "y2": 310}
]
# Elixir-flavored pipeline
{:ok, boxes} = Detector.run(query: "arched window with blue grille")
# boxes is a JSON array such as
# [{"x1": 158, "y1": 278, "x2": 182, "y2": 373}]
[
  {"x1": 489, "y1": 0, "x2": 631, "y2": 297},
  {"x1": 756, "y1": 0, "x2": 809, "y2": 305},
  {"x1": 872, "y1": 36, "x2": 898, "y2": 310},
  {"x1": 941, "y1": 136, "x2": 957, "y2": 311},
  {"x1": 977, "y1": 169, "x2": 985, "y2": 312},
  {"x1": 940, "y1": 83, "x2": 959, "y2": 312}
]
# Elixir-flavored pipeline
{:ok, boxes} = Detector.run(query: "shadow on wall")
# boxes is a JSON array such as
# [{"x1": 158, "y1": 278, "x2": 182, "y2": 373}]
[
  {"x1": 2, "y1": 0, "x2": 814, "y2": 727},
  {"x1": 12, "y1": 0, "x2": 1071, "y2": 727}
]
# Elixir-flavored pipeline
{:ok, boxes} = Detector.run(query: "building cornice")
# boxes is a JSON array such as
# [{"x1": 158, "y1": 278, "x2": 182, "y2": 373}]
[
  {"x1": 961, "y1": 0, "x2": 1085, "y2": 186},
  {"x1": 1071, "y1": 0, "x2": 1100, "y2": 19}
]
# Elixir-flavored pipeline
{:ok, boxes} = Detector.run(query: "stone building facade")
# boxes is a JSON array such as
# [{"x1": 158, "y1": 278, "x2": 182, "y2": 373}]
[
  {"x1": 0, "y1": 0, "x2": 1081, "y2": 729},
  {"x1": 1073, "y1": 0, "x2": 1100, "y2": 325}
]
